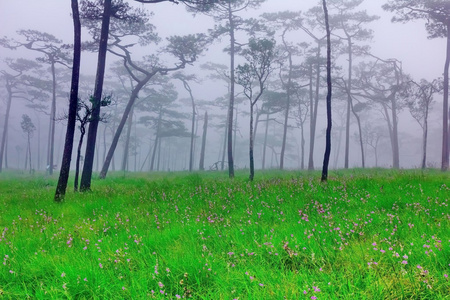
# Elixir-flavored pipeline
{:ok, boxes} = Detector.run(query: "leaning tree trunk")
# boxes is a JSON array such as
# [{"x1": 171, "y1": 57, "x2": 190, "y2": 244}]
[
  {"x1": 321, "y1": 0, "x2": 332, "y2": 182},
  {"x1": 100, "y1": 74, "x2": 152, "y2": 179},
  {"x1": 80, "y1": 0, "x2": 112, "y2": 190},
  {"x1": 54, "y1": 0, "x2": 81, "y2": 201},
  {"x1": 199, "y1": 111, "x2": 208, "y2": 171}
]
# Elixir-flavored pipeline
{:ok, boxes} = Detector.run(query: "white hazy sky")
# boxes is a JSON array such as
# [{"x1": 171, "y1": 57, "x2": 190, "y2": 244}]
[
  {"x1": 0, "y1": 0, "x2": 446, "y2": 83},
  {"x1": 0, "y1": 0, "x2": 445, "y2": 80}
]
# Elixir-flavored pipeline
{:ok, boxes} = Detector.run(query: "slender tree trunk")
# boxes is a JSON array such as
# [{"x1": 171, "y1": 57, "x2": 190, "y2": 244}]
[
  {"x1": 74, "y1": 128, "x2": 85, "y2": 191},
  {"x1": 102, "y1": 124, "x2": 107, "y2": 164},
  {"x1": 189, "y1": 96, "x2": 196, "y2": 172},
  {"x1": 36, "y1": 117, "x2": 40, "y2": 171},
  {"x1": 4, "y1": 134, "x2": 7, "y2": 169},
  {"x1": 321, "y1": 0, "x2": 332, "y2": 182},
  {"x1": 249, "y1": 104, "x2": 255, "y2": 181},
  {"x1": 422, "y1": 107, "x2": 428, "y2": 169},
  {"x1": 442, "y1": 22, "x2": 450, "y2": 171},
  {"x1": 199, "y1": 111, "x2": 208, "y2": 171},
  {"x1": 382, "y1": 103, "x2": 395, "y2": 167},
  {"x1": 233, "y1": 106, "x2": 238, "y2": 159},
  {"x1": 262, "y1": 113, "x2": 269, "y2": 170},
  {"x1": 54, "y1": 0, "x2": 81, "y2": 201},
  {"x1": 308, "y1": 62, "x2": 316, "y2": 170},
  {"x1": 150, "y1": 109, "x2": 162, "y2": 171},
  {"x1": 221, "y1": 122, "x2": 227, "y2": 170},
  {"x1": 280, "y1": 52, "x2": 293, "y2": 170},
  {"x1": 48, "y1": 61, "x2": 57, "y2": 175},
  {"x1": 391, "y1": 99, "x2": 400, "y2": 169},
  {"x1": 80, "y1": 0, "x2": 112, "y2": 190},
  {"x1": 227, "y1": 2, "x2": 235, "y2": 178},
  {"x1": 0, "y1": 81, "x2": 12, "y2": 172},
  {"x1": 300, "y1": 122, "x2": 305, "y2": 170},
  {"x1": 157, "y1": 137, "x2": 162, "y2": 171},
  {"x1": 121, "y1": 105, "x2": 134, "y2": 172},
  {"x1": 27, "y1": 134, "x2": 32, "y2": 173},
  {"x1": 100, "y1": 74, "x2": 152, "y2": 179},
  {"x1": 25, "y1": 138, "x2": 29, "y2": 171},
  {"x1": 344, "y1": 44, "x2": 352, "y2": 169}
]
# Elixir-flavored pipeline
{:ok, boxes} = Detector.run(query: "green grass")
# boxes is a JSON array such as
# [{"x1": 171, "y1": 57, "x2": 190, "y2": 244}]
[{"x1": 0, "y1": 169, "x2": 449, "y2": 299}]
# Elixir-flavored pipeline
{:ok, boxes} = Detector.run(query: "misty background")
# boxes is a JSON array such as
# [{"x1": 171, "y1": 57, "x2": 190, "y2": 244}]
[{"x1": 0, "y1": 0, "x2": 446, "y2": 173}]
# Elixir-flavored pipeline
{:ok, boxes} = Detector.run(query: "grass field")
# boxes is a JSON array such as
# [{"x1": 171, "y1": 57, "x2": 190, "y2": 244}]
[{"x1": 0, "y1": 169, "x2": 449, "y2": 299}]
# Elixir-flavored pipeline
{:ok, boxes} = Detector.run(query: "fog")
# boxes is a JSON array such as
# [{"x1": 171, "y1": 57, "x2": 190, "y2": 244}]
[{"x1": 0, "y1": 0, "x2": 446, "y2": 174}]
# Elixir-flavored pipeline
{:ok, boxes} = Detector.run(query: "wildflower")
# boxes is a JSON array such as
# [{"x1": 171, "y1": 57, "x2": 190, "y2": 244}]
[
  {"x1": 176, "y1": 295, "x2": 181, "y2": 299},
  {"x1": 99, "y1": 263, "x2": 103, "y2": 268},
  {"x1": 401, "y1": 260, "x2": 408, "y2": 264},
  {"x1": 417, "y1": 265, "x2": 422, "y2": 269},
  {"x1": 122, "y1": 287, "x2": 126, "y2": 290},
  {"x1": 444, "y1": 274, "x2": 448, "y2": 279},
  {"x1": 158, "y1": 282, "x2": 164, "y2": 288},
  {"x1": 259, "y1": 283, "x2": 264, "y2": 287},
  {"x1": 61, "y1": 272, "x2": 66, "y2": 277}
]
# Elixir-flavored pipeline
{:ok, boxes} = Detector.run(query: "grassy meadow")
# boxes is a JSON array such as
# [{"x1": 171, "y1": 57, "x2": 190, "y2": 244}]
[{"x1": 0, "y1": 169, "x2": 449, "y2": 299}]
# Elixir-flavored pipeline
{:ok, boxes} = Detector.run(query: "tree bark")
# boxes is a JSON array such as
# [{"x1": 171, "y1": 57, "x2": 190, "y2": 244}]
[
  {"x1": 422, "y1": 104, "x2": 429, "y2": 169},
  {"x1": 262, "y1": 113, "x2": 269, "y2": 170},
  {"x1": 54, "y1": 0, "x2": 81, "y2": 201},
  {"x1": 442, "y1": 22, "x2": 450, "y2": 171},
  {"x1": 321, "y1": 0, "x2": 332, "y2": 182},
  {"x1": 48, "y1": 61, "x2": 57, "y2": 175},
  {"x1": 188, "y1": 88, "x2": 196, "y2": 172},
  {"x1": 249, "y1": 104, "x2": 255, "y2": 181},
  {"x1": 199, "y1": 111, "x2": 208, "y2": 171},
  {"x1": 80, "y1": 0, "x2": 112, "y2": 190},
  {"x1": 74, "y1": 127, "x2": 85, "y2": 191},
  {"x1": 227, "y1": 2, "x2": 235, "y2": 178},
  {"x1": 280, "y1": 51, "x2": 293, "y2": 170},
  {"x1": 121, "y1": 104, "x2": 134, "y2": 172},
  {"x1": 100, "y1": 76, "x2": 150, "y2": 179},
  {"x1": 150, "y1": 109, "x2": 162, "y2": 171},
  {"x1": 0, "y1": 80, "x2": 12, "y2": 173}
]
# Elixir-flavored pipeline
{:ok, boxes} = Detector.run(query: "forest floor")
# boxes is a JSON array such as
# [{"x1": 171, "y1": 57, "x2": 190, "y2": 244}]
[{"x1": 0, "y1": 169, "x2": 449, "y2": 299}]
